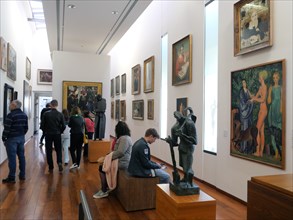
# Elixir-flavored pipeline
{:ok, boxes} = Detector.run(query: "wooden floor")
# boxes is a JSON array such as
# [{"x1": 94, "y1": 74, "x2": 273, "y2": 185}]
[{"x1": 0, "y1": 135, "x2": 247, "y2": 219}]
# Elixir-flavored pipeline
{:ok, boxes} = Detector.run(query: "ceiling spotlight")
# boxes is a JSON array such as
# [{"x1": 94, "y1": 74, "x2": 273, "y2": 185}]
[
  {"x1": 67, "y1": 4, "x2": 76, "y2": 9},
  {"x1": 111, "y1": 11, "x2": 118, "y2": 15}
]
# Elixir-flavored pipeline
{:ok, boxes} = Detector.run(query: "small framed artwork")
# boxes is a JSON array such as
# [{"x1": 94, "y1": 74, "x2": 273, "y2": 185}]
[
  {"x1": 3, "y1": 83, "x2": 14, "y2": 122},
  {"x1": 234, "y1": 0, "x2": 272, "y2": 56},
  {"x1": 121, "y1": 73, "x2": 126, "y2": 94},
  {"x1": 132, "y1": 64, "x2": 141, "y2": 95},
  {"x1": 115, "y1": 75, "x2": 120, "y2": 95},
  {"x1": 147, "y1": 99, "x2": 154, "y2": 120},
  {"x1": 230, "y1": 59, "x2": 286, "y2": 169},
  {"x1": 7, "y1": 43, "x2": 16, "y2": 81},
  {"x1": 26, "y1": 57, "x2": 31, "y2": 80},
  {"x1": 111, "y1": 78, "x2": 114, "y2": 98},
  {"x1": 0, "y1": 37, "x2": 7, "y2": 71},
  {"x1": 144, "y1": 56, "x2": 155, "y2": 93},
  {"x1": 23, "y1": 80, "x2": 30, "y2": 118},
  {"x1": 120, "y1": 100, "x2": 126, "y2": 121},
  {"x1": 115, "y1": 99, "x2": 120, "y2": 120},
  {"x1": 176, "y1": 97, "x2": 188, "y2": 116},
  {"x1": 132, "y1": 99, "x2": 144, "y2": 120},
  {"x1": 111, "y1": 101, "x2": 114, "y2": 119},
  {"x1": 38, "y1": 69, "x2": 52, "y2": 85},
  {"x1": 172, "y1": 35, "x2": 192, "y2": 86}
]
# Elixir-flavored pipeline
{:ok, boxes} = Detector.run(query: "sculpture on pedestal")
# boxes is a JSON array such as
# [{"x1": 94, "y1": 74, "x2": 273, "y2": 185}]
[
  {"x1": 162, "y1": 107, "x2": 199, "y2": 195},
  {"x1": 93, "y1": 94, "x2": 106, "y2": 140}
]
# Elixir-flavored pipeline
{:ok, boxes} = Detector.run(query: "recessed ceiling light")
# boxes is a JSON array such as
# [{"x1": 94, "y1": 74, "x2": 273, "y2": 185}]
[
  {"x1": 67, "y1": 4, "x2": 76, "y2": 9},
  {"x1": 112, "y1": 11, "x2": 118, "y2": 15}
]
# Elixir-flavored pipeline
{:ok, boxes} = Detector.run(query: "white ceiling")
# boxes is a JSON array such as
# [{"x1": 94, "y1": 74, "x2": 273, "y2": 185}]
[{"x1": 42, "y1": 0, "x2": 152, "y2": 55}]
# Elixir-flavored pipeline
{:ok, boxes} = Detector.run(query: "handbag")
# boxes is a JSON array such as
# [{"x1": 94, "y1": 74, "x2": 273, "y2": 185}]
[{"x1": 83, "y1": 133, "x2": 88, "y2": 144}]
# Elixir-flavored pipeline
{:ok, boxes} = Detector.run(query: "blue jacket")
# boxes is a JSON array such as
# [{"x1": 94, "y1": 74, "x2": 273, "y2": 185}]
[
  {"x1": 2, "y1": 108, "x2": 28, "y2": 141},
  {"x1": 127, "y1": 137, "x2": 160, "y2": 177}
]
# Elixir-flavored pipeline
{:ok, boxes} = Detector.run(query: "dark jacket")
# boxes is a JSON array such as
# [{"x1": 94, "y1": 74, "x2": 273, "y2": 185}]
[
  {"x1": 40, "y1": 107, "x2": 51, "y2": 129},
  {"x1": 2, "y1": 108, "x2": 28, "y2": 141},
  {"x1": 68, "y1": 114, "x2": 84, "y2": 134},
  {"x1": 41, "y1": 108, "x2": 66, "y2": 135},
  {"x1": 127, "y1": 137, "x2": 160, "y2": 177}
]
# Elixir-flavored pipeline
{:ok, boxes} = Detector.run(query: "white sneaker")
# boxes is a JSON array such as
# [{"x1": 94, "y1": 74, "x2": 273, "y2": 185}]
[
  {"x1": 93, "y1": 190, "x2": 108, "y2": 199},
  {"x1": 69, "y1": 163, "x2": 78, "y2": 170}
]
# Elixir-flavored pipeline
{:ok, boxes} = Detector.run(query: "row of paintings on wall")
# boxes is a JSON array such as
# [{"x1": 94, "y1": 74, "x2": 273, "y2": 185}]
[{"x1": 0, "y1": 36, "x2": 53, "y2": 84}]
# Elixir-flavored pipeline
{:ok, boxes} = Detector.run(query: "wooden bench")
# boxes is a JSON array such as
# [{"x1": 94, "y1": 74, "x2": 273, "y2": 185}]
[
  {"x1": 116, "y1": 170, "x2": 159, "y2": 211},
  {"x1": 88, "y1": 140, "x2": 111, "y2": 162}
]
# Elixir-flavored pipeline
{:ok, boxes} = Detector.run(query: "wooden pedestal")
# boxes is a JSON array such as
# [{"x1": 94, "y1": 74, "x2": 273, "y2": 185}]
[
  {"x1": 88, "y1": 140, "x2": 111, "y2": 162},
  {"x1": 156, "y1": 184, "x2": 216, "y2": 220},
  {"x1": 247, "y1": 174, "x2": 293, "y2": 220}
]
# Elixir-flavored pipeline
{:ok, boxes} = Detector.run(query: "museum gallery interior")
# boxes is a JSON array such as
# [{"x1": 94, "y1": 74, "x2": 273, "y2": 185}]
[{"x1": 0, "y1": 0, "x2": 292, "y2": 219}]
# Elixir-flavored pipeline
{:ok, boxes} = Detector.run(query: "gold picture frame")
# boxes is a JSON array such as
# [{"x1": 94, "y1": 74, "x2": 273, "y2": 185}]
[
  {"x1": 144, "y1": 56, "x2": 155, "y2": 93},
  {"x1": 230, "y1": 59, "x2": 286, "y2": 169},
  {"x1": 147, "y1": 99, "x2": 154, "y2": 120},
  {"x1": 172, "y1": 35, "x2": 192, "y2": 86},
  {"x1": 132, "y1": 99, "x2": 144, "y2": 120},
  {"x1": 121, "y1": 73, "x2": 126, "y2": 94},
  {"x1": 62, "y1": 81, "x2": 102, "y2": 113},
  {"x1": 234, "y1": 0, "x2": 272, "y2": 56},
  {"x1": 131, "y1": 64, "x2": 141, "y2": 95}
]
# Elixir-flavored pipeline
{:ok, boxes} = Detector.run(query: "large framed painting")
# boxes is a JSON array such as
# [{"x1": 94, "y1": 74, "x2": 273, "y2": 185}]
[
  {"x1": 115, "y1": 99, "x2": 120, "y2": 120},
  {"x1": 234, "y1": 0, "x2": 272, "y2": 56},
  {"x1": 176, "y1": 97, "x2": 188, "y2": 116},
  {"x1": 26, "y1": 57, "x2": 31, "y2": 80},
  {"x1": 23, "y1": 80, "x2": 30, "y2": 118},
  {"x1": 111, "y1": 78, "x2": 114, "y2": 98},
  {"x1": 121, "y1": 73, "x2": 126, "y2": 94},
  {"x1": 172, "y1": 35, "x2": 192, "y2": 86},
  {"x1": 115, "y1": 75, "x2": 120, "y2": 95},
  {"x1": 144, "y1": 56, "x2": 154, "y2": 93},
  {"x1": 120, "y1": 100, "x2": 126, "y2": 121},
  {"x1": 230, "y1": 59, "x2": 286, "y2": 169},
  {"x1": 37, "y1": 69, "x2": 52, "y2": 85},
  {"x1": 7, "y1": 43, "x2": 16, "y2": 81},
  {"x1": 0, "y1": 37, "x2": 7, "y2": 71},
  {"x1": 147, "y1": 99, "x2": 154, "y2": 120},
  {"x1": 3, "y1": 83, "x2": 14, "y2": 122},
  {"x1": 132, "y1": 64, "x2": 141, "y2": 95},
  {"x1": 132, "y1": 100, "x2": 144, "y2": 120},
  {"x1": 62, "y1": 81, "x2": 103, "y2": 113}
]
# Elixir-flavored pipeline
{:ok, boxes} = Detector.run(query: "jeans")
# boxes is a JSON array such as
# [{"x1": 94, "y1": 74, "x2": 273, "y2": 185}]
[
  {"x1": 4, "y1": 136, "x2": 26, "y2": 179},
  {"x1": 154, "y1": 168, "x2": 170, "y2": 183},
  {"x1": 45, "y1": 134, "x2": 62, "y2": 169}
]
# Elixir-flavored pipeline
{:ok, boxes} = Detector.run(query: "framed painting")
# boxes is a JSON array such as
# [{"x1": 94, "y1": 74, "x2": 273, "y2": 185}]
[
  {"x1": 0, "y1": 37, "x2": 7, "y2": 71},
  {"x1": 144, "y1": 56, "x2": 154, "y2": 93},
  {"x1": 13, "y1": 91, "x2": 18, "y2": 100},
  {"x1": 62, "y1": 81, "x2": 102, "y2": 113},
  {"x1": 120, "y1": 100, "x2": 126, "y2": 121},
  {"x1": 111, "y1": 101, "x2": 114, "y2": 119},
  {"x1": 23, "y1": 80, "x2": 30, "y2": 117},
  {"x1": 3, "y1": 83, "x2": 14, "y2": 122},
  {"x1": 121, "y1": 73, "x2": 126, "y2": 94},
  {"x1": 176, "y1": 97, "x2": 188, "y2": 116},
  {"x1": 115, "y1": 99, "x2": 120, "y2": 120},
  {"x1": 230, "y1": 59, "x2": 286, "y2": 169},
  {"x1": 115, "y1": 75, "x2": 120, "y2": 95},
  {"x1": 132, "y1": 64, "x2": 141, "y2": 95},
  {"x1": 234, "y1": 0, "x2": 272, "y2": 56},
  {"x1": 7, "y1": 43, "x2": 16, "y2": 81},
  {"x1": 147, "y1": 99, "x2": 154, "y2": 120},
  {"x1": 172, "y1": 35, "x2": 192, "y2": 86},
  {"x1": 26, "y1": 57, "x2": 31, "y2": 80},
  {"x1": 38, "y1": 69, "x2": 52, "y2": 85},
  {"x1": 111, "y1": 78, "x2": 114, "y2": 98},
  {"x1": 132, "y1": 100, "x2": 144, "y2": 120}
]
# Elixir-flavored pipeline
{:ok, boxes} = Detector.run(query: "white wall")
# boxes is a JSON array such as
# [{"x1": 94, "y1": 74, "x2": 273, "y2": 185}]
[
  {"x1": 109, "y1": 0, "x2": 293, "y2": 202},
  {"x1": 52, "y1": 51, "x2": 111, "y2": 138}
]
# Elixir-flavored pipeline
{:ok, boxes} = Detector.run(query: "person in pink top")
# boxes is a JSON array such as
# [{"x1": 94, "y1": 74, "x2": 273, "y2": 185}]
[{"x1": 83, "y1": 110, "x2": 95, "y2": 157}]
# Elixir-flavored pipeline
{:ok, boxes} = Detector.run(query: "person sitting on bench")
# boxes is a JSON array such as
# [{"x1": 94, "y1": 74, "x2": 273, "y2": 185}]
[
  {"x1": 93, "y1": 121, "x2": 132, "y2": 199},
  {"x1": 128, "y1": 128, "x2": 170, "y2": 183}
]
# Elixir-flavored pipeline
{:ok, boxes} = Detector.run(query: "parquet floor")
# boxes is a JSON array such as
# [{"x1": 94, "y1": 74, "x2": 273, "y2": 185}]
[{"x1": 0, "y1": 136, "x2": 246, "y2": 219}]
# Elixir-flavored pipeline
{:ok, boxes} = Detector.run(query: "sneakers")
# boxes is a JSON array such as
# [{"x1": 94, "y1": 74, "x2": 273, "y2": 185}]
[
  {"x1": 2, "y1": 177, "x2": 16, "y2": 184},
  {"x1": 69, "y1": 163, "x2": 78, "y2": 170},
  {"x1": 58, "y1": 163, "x2": 63, "y2": 172},
  {"x1": 93, "y1": 190, "x2": 109, "y2": 199}
]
